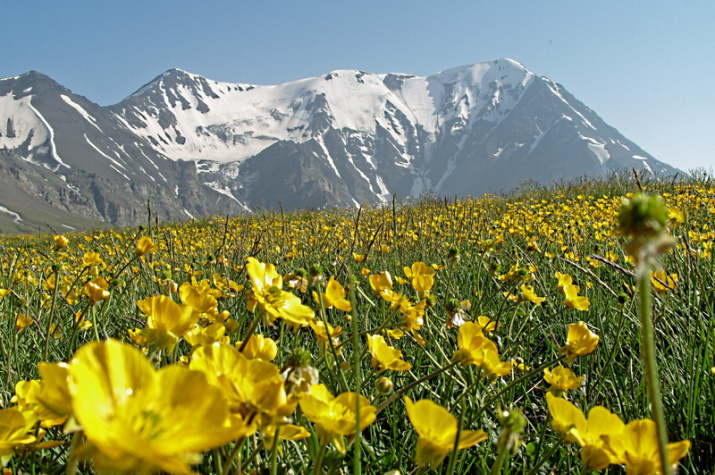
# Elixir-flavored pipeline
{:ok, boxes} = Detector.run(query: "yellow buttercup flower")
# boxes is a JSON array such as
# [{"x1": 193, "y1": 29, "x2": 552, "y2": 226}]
[
  {"x1": 561, "y1": 322, "x2": 599, "y2": 364},
  {"x1": 12, "y1": 379, "x2": 66, "y2": 428},
  {"x1": 15, "y1": 313, "x2": 33, "y2": 331},
  {"x1": 650, "y1": 269, "x2": 678, "y2": 295},
  {"x1": 453, "y1": 322, "x2": 512, "y2": 379},
  {"x1": 84, "y1": 277, "x2": 110, "y2": 303},
  {"x1": 315, "y1": 276, "x2": 351, "y2": 312},
  {"x1": 369, "y1": 271, "x2": 393, "y2": 295},
  {"x1": 621, "y1": 419, "x2": 690, "y2": 475},
  {"x1": 563, "y1": 284, "x2": 590, "y2": 311},
  {"x1": 404, "y1": 261, "x2": 435, "y2": 294},
  {"x1": 309, "y1": 319, "x2": 343, "y2": 353},
  {"x1": 130, "y1": 295, "x2": 200, "y2": 351},
  {"x1": 404, "y1": 396, "x2": 487, "y2": 468},
  {"x1": 237, "y1": 333, "x2": 278, "y2": 361},
  {"x1": 245, "y1": 257, "x2": 315, "y2": 327},
  {"x1": 53, "y1": 235, "x2": 69, "y2": 250},
  {"x1": 136, "y1": 236, "x2": 157, "y2": 256},
  {"x1": 520, "y1": 284, "x2": 545, "y2": 305},
  {"x1": 0, "y1": 408, "x2": 37, "y2": 458},
  {"x1": 190, "y1": 342, "x2": 292, "y2": 423},
  {"x1": 66, "y1": 339, "x2": 246, "y2": 474},
  {"x1": 367, "y1": 334, "x2": 411, "y2": 373},
  {"x1": 545, "y1": 393, "x2": 586, "y2": 444},
  {"x1": 179, "y1": 281, "x2": 219, "y2": 322},
  {"x1": 299, "y1": 384, "x2": 376, "y2": 453},
  {"x1": 476, "y1": 315, "x2": 501, "y2": 334},
  {"x1": 184, "y1": 322, "x2": 230, "y2": 348},
  {"x1": 544, "y1": 366, "x2": 583, "y2": 396},
  {"x1": 555, "y1": 272, "x2": 573, "y2": 293}
]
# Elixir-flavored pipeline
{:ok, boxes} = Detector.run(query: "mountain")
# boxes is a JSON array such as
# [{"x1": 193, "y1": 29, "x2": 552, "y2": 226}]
[{"x1": 0, "y1": 59, "x2": 679, "y2": 232}]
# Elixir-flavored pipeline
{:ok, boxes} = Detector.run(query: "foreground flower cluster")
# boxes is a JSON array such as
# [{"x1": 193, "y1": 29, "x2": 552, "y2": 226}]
[{"x1": 0, "y1": 174, "x2": 710, "y2": 473}]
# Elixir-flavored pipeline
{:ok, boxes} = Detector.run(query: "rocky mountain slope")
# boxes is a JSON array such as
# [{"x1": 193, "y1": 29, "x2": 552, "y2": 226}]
[{"x1": 0, "y1": 59, "x2": 679, "y2": 232}]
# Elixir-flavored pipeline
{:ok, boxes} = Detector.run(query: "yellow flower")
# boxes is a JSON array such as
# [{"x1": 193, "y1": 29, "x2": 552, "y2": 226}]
[
  {"x1": 650, "y1": 269, "x2": 678, "y2": 295},
  {"x1": 369, "y1": 271, "x2": 393, "y2": 295},
  {"x1": 82, "y1": 251, "x2": 106, "y2": 269},
  {"x1": 453, "y1": 322, "x2": 512, "y2": 379},
  {"x1": 309, "y1": 319, "x2": 343, "y2": 353},
  {"x1": 545, "y1": 393, "x2": 586, "y2": 444},
  {"x1": 263, "y1": 423, "x2": 310, "y2": 452},
  {"x1": 130, "y1": 295, "x2": 200, "y2": 351},
  {"x1": 367, "y1": 335, "x2": 412, "y2": 373},
  {"x1": 12, "y1": 378, "x2": 66, "y2": 428},
  {"x1": 34, "y1": 362, "x2": 73, "y2": 422},
  {"x1": 621, "y1": 419, "x2": 690, "y2": 475},
  {"x1": 475, "y1": 315, "x2": 501, "y2": 334},
  {"x1": 561, "y1": 322, "x2": 599, "y2": 364},
  {"x1": 184, "y1": 322, "x2": 230, "y2": 348},
  {"x1": 353, "y1": 252, "x2": 367, "y2": 262},
  {"x1": 546, "y1": 394, "x2": 625, "y2": 471},
  {"x1": 136, "y1": 236, "x2": 157, "y2": 256},
  {"x1": 245, "y1": 257, "x2": 315, "y2": 327},
  {"x1": 0, "y1": 408, "x2": 37, "y2": 458},
  {"x1": 299, "y1": 384, "x2": 376, "y2": 453},
  {"x1": 190, "y1": 342, "x2": 291, "y2": 422},
  {"x1": 53, "y1": 235, "x2": 69, "y2": 250},
  {"x1": 544, "y1": 366, "x2": 583, "y2": 396},
  {"x1": 563, "y1": 284, "x2": 590, "y2": 311},
  {"x1": 179, "y1": 282, "x2": 219, "y2": 321},
  {"x1": 315, "y1": 277, "x2": 351, "y2": 312},
  {"x1": 555, "y1": 272, "x2": 573, "y2": 293},
  {"x1": 15, "y1": 313, "x2": 33, "y2": 331},
  {"x1": 404, "y1": 262, "x2": 436, "y2": 293},
  {"x1": 66, "y1": 339, "x2": 246, "y2": 474},
  {"x1": 404, "y1": 396, "x2": 487, "y2": 468},
  {"x1": 237, "y1": 333, "x2": 278, "y2": 361},
  {"x1": 84, "y1": 277, "x2": 110, "y2": 302},
  {"x1": 520, "y1": 284, "x2": 545, "y2": 305}
]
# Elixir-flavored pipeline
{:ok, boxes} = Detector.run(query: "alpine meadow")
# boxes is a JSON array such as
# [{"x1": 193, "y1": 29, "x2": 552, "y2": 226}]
[{"x1": 0, "y1": 169, "x2": 713, "y2": 474}]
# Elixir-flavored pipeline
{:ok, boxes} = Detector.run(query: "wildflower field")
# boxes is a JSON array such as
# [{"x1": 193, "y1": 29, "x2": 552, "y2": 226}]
[{"x1": 0, "y1": 172, "x2": 713, "y2": 474}]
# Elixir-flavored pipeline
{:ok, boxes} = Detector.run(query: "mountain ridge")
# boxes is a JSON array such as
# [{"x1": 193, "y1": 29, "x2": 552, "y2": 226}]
[{"x1": 0, "y1": 59, "x2": 681, "y2": 233}]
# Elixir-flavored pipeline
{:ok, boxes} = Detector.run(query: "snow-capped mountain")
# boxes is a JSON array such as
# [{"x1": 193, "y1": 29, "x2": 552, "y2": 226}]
[{"x1": 0, "y1": 59, "x2": 679, "y2": 231}]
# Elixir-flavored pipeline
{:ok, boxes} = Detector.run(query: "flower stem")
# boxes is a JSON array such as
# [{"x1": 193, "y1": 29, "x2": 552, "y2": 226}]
[{"x1": 636, "y1": 261, "x2": 671, "y2": 475}]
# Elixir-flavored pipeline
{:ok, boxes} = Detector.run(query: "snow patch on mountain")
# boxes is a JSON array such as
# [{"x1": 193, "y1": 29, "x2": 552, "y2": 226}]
[{"x1": 61, "y1": 95, "x2": 102, "y2": 132}]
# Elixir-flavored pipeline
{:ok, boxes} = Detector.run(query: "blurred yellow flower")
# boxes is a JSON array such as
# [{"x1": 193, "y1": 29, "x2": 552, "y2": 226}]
[
  {"x1": 404, "y1": 396, "x2": 486, "y2": 468},
  {"x1": 15, "y1": 313, "x2": 33, "y2": 331},
  {"x1": 0, "y1": 408, "x2": 37, "y2": 458},
  {"x1": 520, "y1": 284, "x2": 545, "y2": 305},
  {"x1": 621, "y1": 419, "x2": 690, "y2": 475},
  {"x1": 136, "y1": 236, "x2": 157, "y2": 256},
  {"x1": 53, "y1": 235, "x2": 69, "y2": 250},
  {"x1": 650, "y1": 269, "x2": 678, "y2": 295},
  {"x1": 84, "y1": 277, "x2": 110, "y2": 303}
]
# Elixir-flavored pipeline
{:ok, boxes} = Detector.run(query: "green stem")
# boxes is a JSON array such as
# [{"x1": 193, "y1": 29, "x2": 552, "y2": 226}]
[
  {"x1": 489, "y1": 442, "x2": 509, "y2": 475},
  {"x1": 637, "y1": 261, "x2": 671, "y2": 475},
  {"x1": 313, "y1": 444, "x2": 327, "y2": 475},
  {"x1": 348, "y1": 267, "x2": 361, "y2": 475},
  {"x1": 270, "y1": 427, "x2": 280, "y2": 475},
  {"x1": 525, "y1": 439, "x2": 562, "y2": 475},
  {"x1": 43, "y1": 270, "x2": 61, "y2": 361},
  {"x1": 221, "y1": 438, "x2": 247, "y2": 475},
  {"x1": 237, "y1": 311, "x2": 264, "y2": 352},
  {"x1": 375, "y1": 361, "x2": 460, "y2": 415}
]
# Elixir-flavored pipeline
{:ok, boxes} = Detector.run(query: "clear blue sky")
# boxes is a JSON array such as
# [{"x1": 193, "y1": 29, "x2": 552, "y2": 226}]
[{"x1": 2, "y1": 1, "x2": 713, "y2": 172}]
